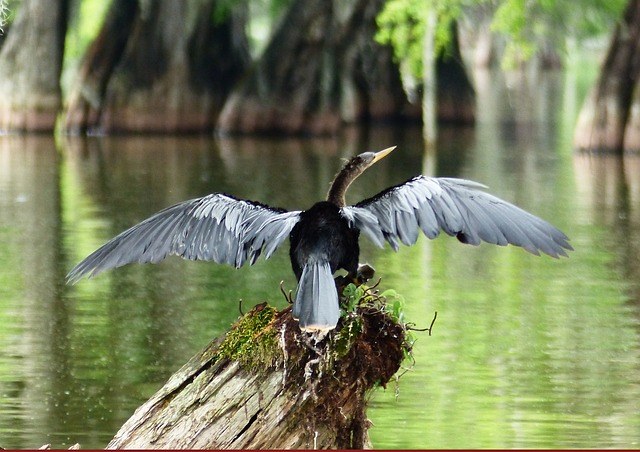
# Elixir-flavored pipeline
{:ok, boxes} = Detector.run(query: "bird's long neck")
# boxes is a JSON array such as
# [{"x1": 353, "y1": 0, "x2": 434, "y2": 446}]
[{"x1": 326, "y1": 161, "x2": 364, "y2": 207}]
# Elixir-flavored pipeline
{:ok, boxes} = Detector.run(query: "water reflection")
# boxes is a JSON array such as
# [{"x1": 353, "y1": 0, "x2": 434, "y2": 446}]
[
  {"x1": 0, "y1": 72, "x2": 639, "y2": 449},
  {"x1": 574, "y1": 153, "x2": 640, "y2": 314}
]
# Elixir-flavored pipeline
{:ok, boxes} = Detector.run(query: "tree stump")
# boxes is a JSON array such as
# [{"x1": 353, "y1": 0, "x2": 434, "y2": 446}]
[{"x1": 106, "y1": 285, "x2": 409, "y2": 449}]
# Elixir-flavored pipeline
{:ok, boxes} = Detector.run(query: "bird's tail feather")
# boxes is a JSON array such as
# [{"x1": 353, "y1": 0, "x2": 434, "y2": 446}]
[{"x1": 292, "y1": 261, "x2": 339, "y2": 332}]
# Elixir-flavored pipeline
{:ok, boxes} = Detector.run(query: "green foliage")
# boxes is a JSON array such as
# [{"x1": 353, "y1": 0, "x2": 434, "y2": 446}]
[
  {"x1": 62, "y1": 0, "x2": 111, "y2": 95},
  {"x1": 0, "y1": 0, "x2": 14, "y2": 33},
  {"x1": 375, "y1": 0, "x2": 425, "y2": 78},
  {"x1": 341, "y1": 283, "x2": 408, "y2": 324},
  {"x1": 376, "y1": 0, "x2": 626, "y2": 73},
  {"x1": 491, "y1": 0, "x2": 626, "y2": 67},
  {"x1": 340, "y1": 282, "x2": 366, "y2": 315},
  {"x1": 212, "y1": 0, "x2": 233, "y2": 26},
  {"x1": 375, "y1": 0, "x2": 468, "y2": 78},
  {"x1": 65, "y1": 0, "x2": 111, "y2": 61},
  {"x1": 491, "y1": 0, "x2": 537, "y2": 66},
  {"x1": 333, "y1": 283, "x2": 368, "y2": 359},
  {"x1": 379, "y1": 288, "x2": 417, "y2": 364},
  {"x1": 379, "y1": 288, "x2": 406, "y2": 322}
]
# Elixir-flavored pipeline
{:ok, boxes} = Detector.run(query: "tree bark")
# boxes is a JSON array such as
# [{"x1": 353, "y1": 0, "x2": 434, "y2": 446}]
[
  {"x1": 0, "y1": 0, "x2": 68, "y2": 132},
  {"x1": 621, "y1": 49, "x2": 640, "y2": 152},
  {"x1": 64, "y1": 0, "x2": 250, "y2": 134},
  {"x1": 63, "y1": 0, "x2": 138, "y2": 134},
  {"x1": 217, "y1": 0, "x2": 419, "y2": 135},
  {"x1": 573, "y1": 0, "x2": 640, "y2": 153},
  {"x1": 106, "y1": 296, "x2": 407, "y2": 449}
]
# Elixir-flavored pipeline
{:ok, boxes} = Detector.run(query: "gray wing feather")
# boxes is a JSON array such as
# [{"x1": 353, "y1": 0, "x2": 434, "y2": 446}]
[
  {"x1": 339, "y1": 207, "x2": 385, "y2": 247},
  {"x1": 66, "y1": 193, "x2": 301, "y2": 283},
  {"x1": 345, "y1": 176, "x2": 572, "y2": 258},
  {"x1": 243, "y1": 211, "x2": 301, "y2": 265}
]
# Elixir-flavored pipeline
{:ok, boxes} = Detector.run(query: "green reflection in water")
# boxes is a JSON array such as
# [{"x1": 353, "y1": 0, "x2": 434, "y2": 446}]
[
  {"x1": 0, "y1": 71, "x2": 639, "y2": 449},
  {"x1": 368, "y1": 230, "x2": 640, "y2": 448}
]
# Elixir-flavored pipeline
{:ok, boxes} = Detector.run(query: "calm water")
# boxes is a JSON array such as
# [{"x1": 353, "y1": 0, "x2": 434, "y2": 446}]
[{"x1": 1, "y1": 70, "x2": 640, "y2": 449}]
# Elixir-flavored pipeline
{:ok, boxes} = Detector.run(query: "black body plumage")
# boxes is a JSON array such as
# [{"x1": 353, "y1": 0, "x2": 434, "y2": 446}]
[
  {"x1": 289, "y1": 202, "x2": 360, "y2": 279},
  {"x1": 66, "y1": 147, "x2": 572, "y2": 332},
  {"x1": 289, "y1": 202, "x2": 360, "y2": 329}
]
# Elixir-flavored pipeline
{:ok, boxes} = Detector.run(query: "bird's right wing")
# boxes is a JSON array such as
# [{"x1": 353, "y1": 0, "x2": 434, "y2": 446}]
[
  {"x1": 342, "y1": 176, "x2": 572, "y2": 258},
  {"x1": 66, "y1": 193, "x2": 301, "y2": 284}
]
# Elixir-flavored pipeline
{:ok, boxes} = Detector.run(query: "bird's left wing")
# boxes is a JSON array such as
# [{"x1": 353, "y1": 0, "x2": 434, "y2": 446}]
[
  {"x1": 66, "y1": 193, "x2": 301, "y2": 284},
  {"x1": 342, "y1": 176, "x2": 572, "y2": 258}
]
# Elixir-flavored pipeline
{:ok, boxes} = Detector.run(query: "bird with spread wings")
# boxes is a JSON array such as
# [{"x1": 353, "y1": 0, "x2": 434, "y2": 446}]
[{"x1": 67, "y1": 146, "x2": 572, "y2": 332}]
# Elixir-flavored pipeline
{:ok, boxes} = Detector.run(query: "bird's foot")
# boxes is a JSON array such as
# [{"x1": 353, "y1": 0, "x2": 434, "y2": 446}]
[
  {"x1": 356, "y1": 263, "x2": 375, "y2": 284},
  {"x1": 333, "y1": 263, "x2": 376, "y2": 289}
]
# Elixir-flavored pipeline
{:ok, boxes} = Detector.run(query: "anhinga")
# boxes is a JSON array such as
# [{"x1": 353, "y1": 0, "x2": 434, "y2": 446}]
[{"x1": 67, "y1": 146, "x2": 572, "y2": 331}]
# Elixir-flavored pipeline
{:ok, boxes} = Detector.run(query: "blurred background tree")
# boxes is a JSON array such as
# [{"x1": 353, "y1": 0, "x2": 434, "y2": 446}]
[
  {"x1": 64, "y1": 0, "x2": 250, "y2": 134},
  {"x1": 0, "y1": 0, "x2": 634, "y2": 151},
  {"x1": 573, "y1": 0, "x2": 640, "y2": 153},
  {"x1": 0, "y1": 0, "x2": 68, "y2": 131},
  {"x1": 216, "y1": 0, "x2": 419, "y2": 135}
]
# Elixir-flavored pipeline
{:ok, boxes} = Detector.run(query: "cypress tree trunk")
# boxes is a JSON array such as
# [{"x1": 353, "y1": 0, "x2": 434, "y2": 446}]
[
  {"x1": 0, "y1": 0, "x2": 68, "y2": 132},
  {"x1": 64, "y1": 0, "x2": 250, "y2": 134},
  {"x1": 573, "y1": 0, "x2": 640, "y2": 153},
  {"x1": 106, "y1": 294, "x2": 408, "y2": 449},
  {"x1": 217, "y1": 0, "x2": 418, "y2": 135},
  {"x1": 63, "y1": 0, "x2": 139, "y2": 134}
]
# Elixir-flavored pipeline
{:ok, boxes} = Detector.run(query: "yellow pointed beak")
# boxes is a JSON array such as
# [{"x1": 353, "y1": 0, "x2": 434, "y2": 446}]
[{"x1": 372, "y1": 146, "x2": 396, "y2": 163}]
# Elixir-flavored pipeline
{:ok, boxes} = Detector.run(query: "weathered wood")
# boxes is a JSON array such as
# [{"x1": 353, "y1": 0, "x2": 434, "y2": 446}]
[{"x1": 106, "y1": 288, "x2": 408, "y2": 450}]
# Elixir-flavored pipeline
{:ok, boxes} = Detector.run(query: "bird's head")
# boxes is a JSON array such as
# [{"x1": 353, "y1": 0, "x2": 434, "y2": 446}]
[
  {"x1": 327, "y1": 146, "x2": 396, "y2": 206},
  {"x1": 348, "y1": 146, "x2": 396, "y2": 174}
]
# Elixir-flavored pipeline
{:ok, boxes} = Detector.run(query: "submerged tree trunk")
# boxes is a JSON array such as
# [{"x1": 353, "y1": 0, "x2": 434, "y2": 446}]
[
  {"x1": 106, "y1": 294, "x2": 408, "y2": 449},
  {"x1": 217, "y1": 0, "x2": 418, "y2": 135},
  {"x1": 64, "y1": 0, "x2": 250, "y2": 134},
  {"x1": 573, "y1": 0, "x2": 640, "y2": 153},
  {"x1": 0, "y1": 0, "x2": 68, "y2": 132}
]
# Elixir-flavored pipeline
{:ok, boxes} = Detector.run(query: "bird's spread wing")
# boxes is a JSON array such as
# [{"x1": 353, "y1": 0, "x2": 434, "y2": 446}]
[
  {"x1": 66, "y1": 193, "x2": 301, "y2": 283},
  {"x1": 342, "y1": 176, "x2": 572, "y2": 258}
]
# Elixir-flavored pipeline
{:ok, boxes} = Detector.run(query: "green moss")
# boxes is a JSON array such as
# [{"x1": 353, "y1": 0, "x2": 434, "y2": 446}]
[
  {"x1": 212, "y1": 282, "x2": 415, "y2": 379},
  {"x1": 216, "y1": 304, "x2": 280, "y2": 370}
]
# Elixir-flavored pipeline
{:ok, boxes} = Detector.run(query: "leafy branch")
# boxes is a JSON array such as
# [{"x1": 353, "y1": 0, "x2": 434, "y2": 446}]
[
  {"x1": 375, "y1": 0, "x2": 626, "y2": 72},
  {"x1": 375, "y1": 0, "x2": 467, "y2": 78},
  {"x1": 0, "y1": 0, "x2": 9, "y2": 35}
]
